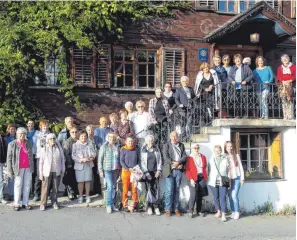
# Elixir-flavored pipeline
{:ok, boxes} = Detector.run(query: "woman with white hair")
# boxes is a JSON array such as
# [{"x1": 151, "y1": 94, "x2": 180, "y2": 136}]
[
  {"x1": 125, "y1": 101, "x2": 134, "y2": 120},
  {"x1": 39, "y1": 133, "x2": 65, "y2": 211},
  {"x1": 277, "y1": 54, "x2": 296, "y2": 120},
  {"x1": 185, "y1": 143, "x2": 208, "y2": 218},
  {"x1": 140, "y1": 135, "x2": 162, "y2": 216},
  {"x1": 6, "y1": 127, "x2": 34, "y2": 211}
]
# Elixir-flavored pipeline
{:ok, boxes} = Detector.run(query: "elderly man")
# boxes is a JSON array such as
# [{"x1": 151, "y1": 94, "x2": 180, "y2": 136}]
[
  {"x1": 162, "y1": 131, "x2": 187, "y2": 217},
  {"x1": 212, "y1": 55, "x2": 228, "y2": 89},
  {"x1": 148, "y1": 87, "x2": 170, "y2": 147},
  {"x1": 58, "y1": 116, "x2": 74, "y2": 146},
  {"x1": 228, "y1": 54, "x2": 253, "y2": 118},
  {"x1": 63, "y1": 126, "x2": 79, "y2": 200},
  {"x1": 175, "y1": 76, "x2": 195, "y2": 140},
  {"x1": 94, "y1": 117, "x2": 112, "y2": 147}
]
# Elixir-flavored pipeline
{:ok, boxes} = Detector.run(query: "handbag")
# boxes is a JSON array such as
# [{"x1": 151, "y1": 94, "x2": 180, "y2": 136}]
[{"x1": 213, "y1": 157, "x2": 230, "y2": 188}]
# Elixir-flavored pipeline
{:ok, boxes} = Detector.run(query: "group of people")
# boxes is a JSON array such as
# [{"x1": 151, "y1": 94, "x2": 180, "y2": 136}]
[{"x1": 0, "y1": 115, "x2": 245, "y2": 222}]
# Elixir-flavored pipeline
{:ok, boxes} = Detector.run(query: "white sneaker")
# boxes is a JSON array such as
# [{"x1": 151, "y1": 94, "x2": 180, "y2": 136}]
[
  {"x1": 155, "y1": 208, "x2": 161, "y2": 216},
  {"x1": 147, "y1": 207, "x2": 153, "y2": 215},
  {"x1": 0, "y1": 199, "x2": 7, "y2": 204},
  {"x1": 106, "y1": 206, "x2": 112, "y2": 214},
  {"x1": 221, "y1": 215, "x2": 227, "y2": 222},
  {"x1": 230, "y1": 212, "x2": 235, "y2": 219},
  {"x1": 234, "y1": 212, "x2": 240, "y2": 220},
  {"x1": 86, "y1": 197, "x2": 91, "y2": 204},
  {"x1": 215, "y1": 212, "x2": 221, "y2": 218},
  {"x1": 78, "y1": 196, "x2": 83, "y2": 204}
]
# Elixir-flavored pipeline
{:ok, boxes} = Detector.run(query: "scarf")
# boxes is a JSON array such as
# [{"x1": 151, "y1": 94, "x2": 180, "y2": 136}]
[
  {"x1": 122, "y1": 145, "x2": 135, "y2": 151},
  {"x1": 164, "y1": 91, "x2": 173, "y2": 98},
  {"x1": 27, "y1": 129, "x2": 36, "y2": 145},
  {"x1": 282, "y1": 62, "x2": 292, "y2": 75}
]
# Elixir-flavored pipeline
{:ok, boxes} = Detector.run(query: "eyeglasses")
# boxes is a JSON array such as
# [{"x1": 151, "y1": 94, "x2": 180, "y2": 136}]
[
  {"x1": 49, "y1": 138, "x2": 56, "y2": 140},
  {"x1": 223, "y1": 59, "x2": 230, "y2": 61},
  {"x1": 71, "y1": 131, "x2": 78, "y2": 133},
  {"x1": 193, "y1": 148, "x2": 199, "y2": 150},
  {"x1": 137, "y1": 106, "x2": 144, "y2": 108}
]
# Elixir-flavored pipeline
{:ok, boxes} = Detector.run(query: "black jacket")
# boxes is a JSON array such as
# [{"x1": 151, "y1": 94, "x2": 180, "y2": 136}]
[
  {"x1": 162, "y1": 141, "x2": 187, "y2": 177},
  {"x1": 175, "y1": 87, "x2": 195, "y2": 109},
  {"x1": 228, "y1": 64, "x2": 253, "y2": 90}
]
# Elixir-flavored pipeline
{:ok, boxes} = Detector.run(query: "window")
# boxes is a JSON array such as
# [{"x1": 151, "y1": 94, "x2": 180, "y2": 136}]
[
  {"x1": 194, "y1": 0, "x2": 217, "y2": 10},
  {"x1": 218, "y1": 0, "x2": 236, "y2": 13},
  {"x1": 45, "y1": 57, "x2": 59, "y2": 85},
  {"x1": 161, "y1": 48, "x2": 185, "y2": 88},
  {"x1": 265, "y1": 0, "x2": 279, "y2": 11},
  {"x1": 232, "y1": 132, "x2": 283, "y2": 180},
  {"x1": 113, "y1": 48, "x2": 157, "y2": 89}
]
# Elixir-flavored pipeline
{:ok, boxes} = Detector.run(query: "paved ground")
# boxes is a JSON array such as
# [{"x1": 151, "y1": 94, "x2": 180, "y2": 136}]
[{"x1": 0, "y1": 204, "x2": 295, "y2": 240}]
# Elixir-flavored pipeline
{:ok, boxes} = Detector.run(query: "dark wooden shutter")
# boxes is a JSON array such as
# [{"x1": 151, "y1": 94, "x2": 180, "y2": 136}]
[
  {"x1": 96, "y1": 45, "x2": 111, "y2": 88},
  {"x1": 161, "y1": 48, "x2": 185, "y2": 88},
  {"x1": 73, "y1": 46, "x2": 93, "y2": 86}
]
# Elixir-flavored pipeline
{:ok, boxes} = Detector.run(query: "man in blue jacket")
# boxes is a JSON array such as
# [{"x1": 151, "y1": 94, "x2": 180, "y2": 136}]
[{"x1": 175, "y1": 76, "x2": 195, "y2": 140}]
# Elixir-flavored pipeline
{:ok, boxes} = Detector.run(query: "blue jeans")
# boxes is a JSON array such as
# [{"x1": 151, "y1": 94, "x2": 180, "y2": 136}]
[
  {"x1": 8, "y1": 178, "x2": 14, "y2": 196},
  {"x1": 209, "y1": 185, "x2": 227, "y2": 213},
  {"x1": 165, "y1": 169, "x2": 182, "y2": 211},
  {"x1": 104, "y1": 170, "x2": 118, "y2": 207},
  {"x1": 228, "y1": 176, "x2": 241, "y2": 212}
]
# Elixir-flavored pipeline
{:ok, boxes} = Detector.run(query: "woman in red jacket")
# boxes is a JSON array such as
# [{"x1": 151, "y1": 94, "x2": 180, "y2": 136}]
[
  {"x1": 277, "y1": 54, "x2": 296, "y2": 120},
  {"x1": 185, "y1": 143, "x2": 208, "y2": 218}
]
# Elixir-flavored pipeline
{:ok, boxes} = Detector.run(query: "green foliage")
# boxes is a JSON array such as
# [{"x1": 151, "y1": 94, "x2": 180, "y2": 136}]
[
  {"x1": 278, "y1": 204, "x2": 296, "y2": 216},
  {"x1": 0, "y1": 1, "x2": 191, "y2": 132}
]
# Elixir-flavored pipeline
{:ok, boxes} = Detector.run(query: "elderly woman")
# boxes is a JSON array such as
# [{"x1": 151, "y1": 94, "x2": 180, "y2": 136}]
[
  {"x1": 72, "y1": 130, "x2": 96, "y2": 204},
  {"x1": 120, "y1": 137, "x2": 140, "y2": 212},
  {"x1": 6, "y1": 127, "x2": 34, "y2": 211},
  {"x1": 253, "y1": 56, "x2": 274, "y2": 119},
  {"x1": 163, "y1": 82, "x2": 176, "y2": 111},
  {"x1": 185, "y1": 143, "x2": 208, "y2": 218},
  {"x1": 98, "y1": 132, "x2": 120, "y2": 214},
  {"x1": 109, "y1": 113, "x2": 119, "y2": 132},
  {"x1": 130, "y1": 100, "x2": 152, "y2": 148},
  {"x1": 195, "y1": 62, "x2": 221, "y2": 118},
  {"x1": 114, "y1": 109, "x2": 135, "y2": 146},
  {"x1": 140, "y1": 135, "x2": 162, "y2": 216},
  {"x1": 149, "y1": 87, "x2": 170, "y2": 124},
  {"x1": 39, "y1": 133, "x2": 65, "y2": 211},
  {"x1": 125, "y1": 101, "x2": 134, "y2": 120},
  {"x1": 86, "y1": 125, "x2": 101, "y2": 196},
  {"x1": 4, "y1": 123, "x2": 16, "y2": 201},
  {"x1": 34, "y1": 120, "x2": 50, "y2": 202},
  {"x1": 208, "y1": 145, "x2": 230, "y2": 222},
  {"x1": 277, "y1": 54, "x2": 296, "y2": 120},
  {"x1": 222, "y1": 54, "x2": 232, "y2": 76}
]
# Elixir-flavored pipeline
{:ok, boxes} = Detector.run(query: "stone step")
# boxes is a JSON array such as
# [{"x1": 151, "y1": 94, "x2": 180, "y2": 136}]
[
  {"x1": 191, "y1": 134, "x2": 209, "y2": 143},
  {"x1": 200, "y1": 126, "x2": 221, "y2": 135}
]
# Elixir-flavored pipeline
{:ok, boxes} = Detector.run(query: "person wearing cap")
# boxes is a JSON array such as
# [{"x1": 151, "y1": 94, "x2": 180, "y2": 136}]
[
  {"x1": 39, "y1": 133, "x2": 65, "y2": 211},
  {"x1": 6, "y1": 127, "x2": 34, "y2": 211}
]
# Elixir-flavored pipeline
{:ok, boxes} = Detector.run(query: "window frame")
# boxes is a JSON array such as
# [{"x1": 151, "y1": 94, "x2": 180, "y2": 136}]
[
  {"x1": 232, "y1": 130, "x2": 283, "y2": 181},
  {"x1": 292, "y1": 0, "x2": 296, "y2": 18}
]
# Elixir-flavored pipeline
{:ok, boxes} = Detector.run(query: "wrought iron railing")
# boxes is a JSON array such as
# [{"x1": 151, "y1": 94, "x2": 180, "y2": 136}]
[{"x1": 149, "y1": 82, "x2": 296, "y2": 146}]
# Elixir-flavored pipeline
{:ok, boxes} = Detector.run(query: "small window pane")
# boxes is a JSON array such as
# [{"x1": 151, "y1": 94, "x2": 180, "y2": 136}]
[
  {"x1": 138, "y1": 76, "x2": 147, "y2": 87},
  {"x1": 228, "y1": 0, "x2": 235, "y2": 12},
  {"x1": 148, "y1": 64, "x2": 155, "y2": 75},
  {"x1": 116, "y1": 75, "x2": 124, "y2": 87},
  {"x1": 260, "y1": 161, "x2": 269, "y2": 174},
  {"x1": 125, "y1": 75, "x2": 133, "y2": 87},
  {"x1": 125, "y1": 64, "x2": 133, "y2": 75},
  {"x1": 240, "y1": 135, "x2": 248, "y2": 148},
  {"x1": 250, "y1": 135, "x2": 259, "y2": 148},
  {"x1": 241, "y1": 160, "x2": 248, "y2": 172},
  {"x1": 218, "y1": 1, "x2": 226, "y2": 11},
  {"x1": 249, "y1": 0, "x2": 255, "y2": 8},
  {"x1": 240, "y1": 150, "x2": 247, "y2": 160},
  {"x1": 240, "y1": 1, "x2": 246, "y2": 12},
  {"x1": 148, "y1": 52, "x2": 156, "y2": 62},
  {"x1": 251, "y1": 149, "x2": 259, "y2": 161},
  {"x1": 124, "y1": 51, "x2": 133, "y2": 61},
  {"x1": 260, "y1": 149, "x2": 268, "y2": 160},
  {"x1": 138, "y1": 52, "x2": 147, "y2": 62},
  {"x1": 114, "y1": 51, "x2": 123, "y2": 61},
  {"x1": 251, "y1": 161, "x2": 259, "y2": 171},
  {"x1": 148, "y1": 76, "x2": 155, "y2": 88},
  {"x1": 259, "y1": 134, "x2": 269, "y2": 147},
  {"x1": 139, "y1": 64, "x2": 147, "y2": 75}
]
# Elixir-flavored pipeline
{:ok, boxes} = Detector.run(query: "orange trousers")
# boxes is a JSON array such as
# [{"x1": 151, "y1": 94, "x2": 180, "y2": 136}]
[{"x1": 121, "y1": 169, "x2": 138, "y2": 207}]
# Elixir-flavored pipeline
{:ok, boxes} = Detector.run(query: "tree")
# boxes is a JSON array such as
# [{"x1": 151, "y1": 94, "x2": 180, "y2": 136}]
[{"x1": 0, "y1": 1, "x2": 190, "y2": 132}]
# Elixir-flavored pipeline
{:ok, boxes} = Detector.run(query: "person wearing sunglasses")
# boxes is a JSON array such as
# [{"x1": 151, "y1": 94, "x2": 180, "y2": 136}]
[
  {"x1": 62, "y1": 126, "x2": 79, "y2": 200},
  {"x1": 130, "y1": 100, "x2": 152, "y2": 148},
  {"x1": 39, "y1": 133, "x2": 65, "y2": 211},
  {"x1": 222, "y1": 54, "x2": 232, "y2": 76},
  {"x1": 185, "y1": 143, "x2": 208, "y2": 218}
]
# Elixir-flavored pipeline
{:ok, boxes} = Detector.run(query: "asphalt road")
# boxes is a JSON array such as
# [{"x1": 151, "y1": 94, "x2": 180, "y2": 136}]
[{"x1": 0, "y1": 206, "x2": 295, "y2": 240}]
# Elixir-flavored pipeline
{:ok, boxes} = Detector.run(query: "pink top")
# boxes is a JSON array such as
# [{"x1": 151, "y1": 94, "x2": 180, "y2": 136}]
[{"x1": 17, "y1": 141, "x2": 29, "y2": 169}]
